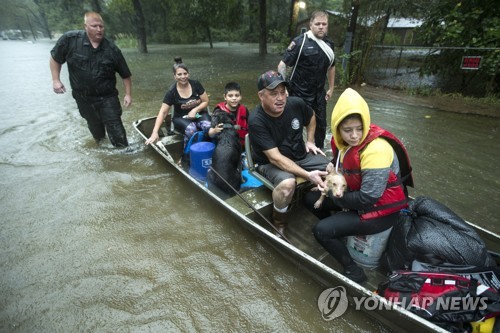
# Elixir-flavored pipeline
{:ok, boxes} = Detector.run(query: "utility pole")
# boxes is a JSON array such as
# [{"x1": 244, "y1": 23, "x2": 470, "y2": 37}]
[
  {"x1": 343, "y1": 0, "x2": 360, "y2": 71},
  {"x1": 26, "y1": 13, "x2": 36, "y2": 41},
  {"x1": 259, "y1": 0, "x2": 267, "y2": 56},
  {"x1": 288, "y1": 0, "x2": 299, "y2": 38}
]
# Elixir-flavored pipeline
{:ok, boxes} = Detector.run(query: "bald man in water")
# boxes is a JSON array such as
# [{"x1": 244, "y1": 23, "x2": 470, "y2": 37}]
[{"x1": 50, "y1": 11, "x2": 132, "y2": 147}]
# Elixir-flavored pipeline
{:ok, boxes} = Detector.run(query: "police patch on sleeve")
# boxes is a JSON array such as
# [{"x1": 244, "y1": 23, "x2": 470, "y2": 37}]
[{"x1": 287, "y1": 41, "x2": 296, "y2": 51}]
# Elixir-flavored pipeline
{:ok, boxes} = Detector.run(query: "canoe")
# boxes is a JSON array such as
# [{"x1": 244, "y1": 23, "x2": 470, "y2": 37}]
[{"x1": 133, "y1": 116, "x2": 500, "y2": 333}]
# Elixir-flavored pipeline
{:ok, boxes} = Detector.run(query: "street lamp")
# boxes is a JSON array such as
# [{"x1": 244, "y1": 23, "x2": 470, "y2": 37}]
[
  {"x1": 296, "y1": 1, "x2": 307, "y2": 34},
  {"x1": 289, "y1": 0, "x2": 307, "y2": 37}
]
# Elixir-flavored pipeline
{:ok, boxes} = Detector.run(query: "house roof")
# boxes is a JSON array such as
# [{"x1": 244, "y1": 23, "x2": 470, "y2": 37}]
[
  {"x1": 326, "y1": 10, "x2": 423, "y2": 28},
  {"x1": 325, "y1": 10, "x2": 345, "y2": 18},
  {"x1": 387, "y1": 18, "x2": 423, "y2": 28}
]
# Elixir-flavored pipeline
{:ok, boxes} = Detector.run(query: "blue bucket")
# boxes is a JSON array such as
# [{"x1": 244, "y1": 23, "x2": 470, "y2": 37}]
[{"x1": 189, "y1": 142, "x2": 215, "y2": 181}]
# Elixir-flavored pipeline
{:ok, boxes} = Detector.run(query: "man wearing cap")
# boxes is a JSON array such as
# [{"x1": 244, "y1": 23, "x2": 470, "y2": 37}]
[
  {"x1": 278, "y1": 10, "x2": 335, "y2": 149},
  {"x1": 248, "y1": 70, "x2": 330, "y2": 238}
]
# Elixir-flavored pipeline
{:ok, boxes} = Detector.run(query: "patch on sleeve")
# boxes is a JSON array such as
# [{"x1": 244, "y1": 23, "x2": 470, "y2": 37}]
[{"x1": 287, "y1": 41, "x2": 296, "y2": 51}]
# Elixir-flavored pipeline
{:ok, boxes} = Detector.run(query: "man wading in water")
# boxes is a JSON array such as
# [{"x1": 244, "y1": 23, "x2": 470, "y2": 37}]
[{"x1": 50, "y1": 11, "x2": 132, "y2": 147}]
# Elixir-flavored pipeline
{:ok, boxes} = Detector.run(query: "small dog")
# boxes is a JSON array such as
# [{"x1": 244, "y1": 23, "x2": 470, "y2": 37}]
[
  {"x1": 313, "y1": 171, "x2": 347, "y2": 208},
  {"x1": 207, "y1": 111, "x2": 242, "y2": 194}
]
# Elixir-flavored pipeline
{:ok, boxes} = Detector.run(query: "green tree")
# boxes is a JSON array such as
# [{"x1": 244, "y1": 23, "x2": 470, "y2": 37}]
[
  {"x1": 132, "y1": 0, "x2": 147, "y2": 53},
  {"x1": 175, "y1": 0, "x2": 232, "y2": 48},
  {"x1": 258, "y1": 0, "x2": 267, "y2": 55},
  {"x1": 0, "y1": 0, "x2": 48, "y2": 39},
  {"x1": 38, "y1": 0, "x2": 89, "y2": 36}
]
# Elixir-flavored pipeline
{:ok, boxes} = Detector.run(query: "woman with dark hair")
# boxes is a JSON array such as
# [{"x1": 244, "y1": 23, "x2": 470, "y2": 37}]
[{"x1": 146, "y1": 57, "x2": 211, "y2": 152}]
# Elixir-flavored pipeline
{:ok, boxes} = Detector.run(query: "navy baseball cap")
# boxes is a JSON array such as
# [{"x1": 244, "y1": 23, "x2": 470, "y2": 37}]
[{"x1": 257, "y1": 70, "x2": 288, "y2": 90}]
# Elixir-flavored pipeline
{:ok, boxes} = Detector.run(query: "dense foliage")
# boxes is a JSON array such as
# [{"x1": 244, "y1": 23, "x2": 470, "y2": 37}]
[
  {"x1": 0, "y1": 0, "x2": 497, "y2": 95},
  {"x1": 416, "y1": 0, "x2": 500, "y2": 95},
  {"x1": 0, "y1": 0, "x2": 342, "y2": 43}
]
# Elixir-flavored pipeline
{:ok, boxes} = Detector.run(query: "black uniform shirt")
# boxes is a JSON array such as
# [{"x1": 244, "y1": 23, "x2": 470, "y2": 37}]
[
  {"x1": 51, "y1": 30, "x2": 131, "y2": 98},
  {"x1": 282, "y1": 34, "x2": 335, "y2": 102}
]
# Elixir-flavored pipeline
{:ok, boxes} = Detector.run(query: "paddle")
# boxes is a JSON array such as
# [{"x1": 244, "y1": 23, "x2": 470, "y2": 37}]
[{"x1": 209, "y1": 167, "x2": 291, "y2": 243}]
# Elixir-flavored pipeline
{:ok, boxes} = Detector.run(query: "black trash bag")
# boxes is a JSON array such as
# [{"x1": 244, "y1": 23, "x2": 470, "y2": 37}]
[{"x1": 383, "y1": 196, "x2": 496, "y2": 272}]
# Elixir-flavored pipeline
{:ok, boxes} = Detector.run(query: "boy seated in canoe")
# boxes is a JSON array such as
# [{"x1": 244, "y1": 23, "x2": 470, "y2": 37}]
[{"x1": 207, "y1": 82, "x2": 249, "y2": 147}]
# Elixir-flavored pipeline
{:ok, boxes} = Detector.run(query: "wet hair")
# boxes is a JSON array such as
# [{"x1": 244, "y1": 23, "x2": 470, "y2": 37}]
[
  {"x1": 173, "y1": 57, "x2": 189, "y2": 74},
  {"x1": 340, "y1": 113, "x2": 362, "y2": 126},
  {"x1": 84, "y1": 11, "x2": 103, "y2": 24},
  {"x1": 310, "y1": 10, "x2": 328, "y2": 22},
  {"x1": 224, "y1": 82, "x2": 241, "y2": 95}
]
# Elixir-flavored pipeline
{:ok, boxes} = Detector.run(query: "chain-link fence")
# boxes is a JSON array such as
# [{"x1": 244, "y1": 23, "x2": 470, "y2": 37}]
[{"x1": 363, "y1": 45, "x2": 499, "y2": 96}]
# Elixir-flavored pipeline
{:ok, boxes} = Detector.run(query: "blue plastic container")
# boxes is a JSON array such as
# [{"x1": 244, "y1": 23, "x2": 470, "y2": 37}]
[
  {"x1": 241, "y1": 169, "x2": 263, "y2": 189},
  {"x1": 189, "y1": 142, "x2": 215, "y2": 181}
]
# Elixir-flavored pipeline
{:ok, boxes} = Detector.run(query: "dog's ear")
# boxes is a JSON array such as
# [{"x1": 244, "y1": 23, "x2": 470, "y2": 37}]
[{"x1": 212, "y1": 110, "x2": 226, "y2": 123}]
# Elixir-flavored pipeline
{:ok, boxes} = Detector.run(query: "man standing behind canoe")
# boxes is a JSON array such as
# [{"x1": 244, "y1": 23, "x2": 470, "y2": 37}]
[
  {"x1": 50, "y1": 11, "x2": 132, "y2": 147},
  {"x1": 278, "y1": 10, "x2": 335, "y2": 149},
  {"x1": 248, "y1": 70, "x2": 329, "y2": 238}
]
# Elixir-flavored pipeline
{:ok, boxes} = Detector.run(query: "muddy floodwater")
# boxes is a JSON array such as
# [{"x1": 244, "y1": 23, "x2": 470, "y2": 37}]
[{"x1": 0, "y1": 40, "x2": 498, "y2": 332}]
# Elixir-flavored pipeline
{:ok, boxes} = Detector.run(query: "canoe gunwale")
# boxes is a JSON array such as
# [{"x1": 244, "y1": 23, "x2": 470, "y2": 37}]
[{"x1": 134, "y1": 116, "x2": 498, "y2": 333}]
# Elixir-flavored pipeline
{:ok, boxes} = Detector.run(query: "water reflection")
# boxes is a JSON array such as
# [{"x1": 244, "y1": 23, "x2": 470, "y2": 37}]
[
  {"x1": 366, "y1": 101, "x2": 499, "y2": 231},
  {"x1": 0, "y1": 40, "x2": 498, "y2": 332}
]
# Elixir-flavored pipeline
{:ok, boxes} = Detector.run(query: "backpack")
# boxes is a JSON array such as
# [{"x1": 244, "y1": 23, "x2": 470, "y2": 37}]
[{"x1": 377, "y1": 271, "x2": 500, "y2": 332}]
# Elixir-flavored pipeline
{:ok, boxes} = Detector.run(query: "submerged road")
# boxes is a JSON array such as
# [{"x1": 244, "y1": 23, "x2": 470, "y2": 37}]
[{"x1": 0, "y1": 40, "x2": 498, "y2": 332}]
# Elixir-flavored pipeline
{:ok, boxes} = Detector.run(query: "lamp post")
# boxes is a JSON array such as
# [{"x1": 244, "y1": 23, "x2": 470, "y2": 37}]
[
  {"x1": 297, "y1": 1, "x2": 307, "y2": 33},
  {"x1": 288, "y1": 0, "x2": 307, "y2": 38}
]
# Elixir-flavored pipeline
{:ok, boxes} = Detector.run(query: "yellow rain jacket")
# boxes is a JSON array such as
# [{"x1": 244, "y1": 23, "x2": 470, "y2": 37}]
[{"x1": 330, "y1": 88, "x2": 410, "y2": 220}]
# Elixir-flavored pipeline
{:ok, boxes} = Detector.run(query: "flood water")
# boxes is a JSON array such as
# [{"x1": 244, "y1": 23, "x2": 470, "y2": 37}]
[{"x1": 0, "y1": 40, "x2": 498, "y2": 333}]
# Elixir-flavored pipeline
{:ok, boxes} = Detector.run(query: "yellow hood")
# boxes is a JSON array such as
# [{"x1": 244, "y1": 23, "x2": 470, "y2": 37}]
[{"x1": 331, "y1": 88, "x2": 371, "y2": 151}]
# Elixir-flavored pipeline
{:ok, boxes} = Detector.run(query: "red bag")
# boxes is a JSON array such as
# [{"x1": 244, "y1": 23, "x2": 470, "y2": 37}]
[{"x1": 377, "y1": 271, "x2": 500, "y2": 331}]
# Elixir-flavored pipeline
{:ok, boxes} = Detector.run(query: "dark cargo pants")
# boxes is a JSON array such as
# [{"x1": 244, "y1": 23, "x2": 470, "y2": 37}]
[{"x1": 75, "y1": 95, "x2": 128, "y2": 147}]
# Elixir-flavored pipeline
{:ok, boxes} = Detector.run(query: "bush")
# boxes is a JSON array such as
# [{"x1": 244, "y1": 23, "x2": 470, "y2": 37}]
[
  {"x1": 268, "y1": 29, "x2": 290, "y2": 54},
  {"x1": 114, "y1": 33, "x2": 137, "y2": 49},
  {"x1": 382, "y1": 32, "x2": 401, "y2": 46}
]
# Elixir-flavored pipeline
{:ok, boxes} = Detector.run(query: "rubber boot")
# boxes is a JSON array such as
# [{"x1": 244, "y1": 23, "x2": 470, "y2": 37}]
[
  {"x1": 344, "y1": 263, "x2": 367, "y2": 283},
  {"x1": 272, "y1": 208, "x2": 289, "y2": 239}
]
